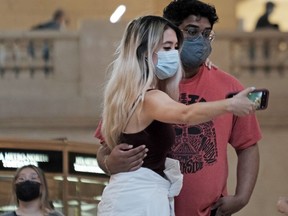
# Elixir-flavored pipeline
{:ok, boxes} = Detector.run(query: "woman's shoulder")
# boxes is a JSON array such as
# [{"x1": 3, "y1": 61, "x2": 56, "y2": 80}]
[
  {"x1": 0, "y1": 210, "x2": 64, "y2": 216},
  {"x1": 145, "y1": 89, "x2": 168, "y2": 98},
  {"x1": 0, "y1": 212, "x2": 16, "y2": 216},
  {"x1": 145, "y1": 89, "x2": 174, "y2": 104},
  {"x1": 143, "y1": 89, "x2": 171, "y2": 109},
  {"x1": 48, "y1": 211, "x2": 65, "y2": 216}
]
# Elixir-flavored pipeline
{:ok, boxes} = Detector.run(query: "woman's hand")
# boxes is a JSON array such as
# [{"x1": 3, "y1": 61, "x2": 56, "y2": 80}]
[{"x1": 228, "y1": 87, "x2": 256, "y2": 116}]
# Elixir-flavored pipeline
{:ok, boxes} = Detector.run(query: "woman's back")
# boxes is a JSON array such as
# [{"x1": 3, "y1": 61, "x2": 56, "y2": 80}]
[{"x1": 120, "y1": 120, "x2": 175, "y2": 176}]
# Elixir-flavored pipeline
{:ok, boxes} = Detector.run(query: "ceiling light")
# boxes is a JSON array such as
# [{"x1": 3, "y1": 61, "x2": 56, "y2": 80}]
[{"x1": 110, "y1": 5, "x2": 126, "y2": 23}]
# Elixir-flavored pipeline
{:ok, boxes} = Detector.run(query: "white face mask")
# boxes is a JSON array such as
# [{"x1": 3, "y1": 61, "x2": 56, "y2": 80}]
[{"x1": 155, "y1": 50, "x2": 180, "y2": 80}]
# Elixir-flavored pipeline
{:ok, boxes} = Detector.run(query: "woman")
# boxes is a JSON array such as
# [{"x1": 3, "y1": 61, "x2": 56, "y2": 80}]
[
  {"x1": 1, "y1": 165, "x2": 63, "y2": 216},
  {"x1": 98, "y1": 15, "x2": 256, "y2": 216}
]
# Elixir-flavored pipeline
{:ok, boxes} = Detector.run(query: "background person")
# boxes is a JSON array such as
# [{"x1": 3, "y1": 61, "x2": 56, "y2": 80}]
[
  {"x1": 0, "y1": 165, "x2": 63, "y2": 216},
  {"x1": 253, "y1": 1, "x2": 279, "y2": 63},
  {"x1": 31, "y1": 9, "x2": 68, "y2": 31},
  {"x1": 277, "y1": 196, "x2": 288, "y2": 215},
  {"x1": 97, "y1": 14, "x2": 256, "y2": 216},
  {"x1": 255, "y1": 1, "x2": 279, "y2": 30},
  {"x1": 28, "y1": 9, "x2": 69, "y2": 64}
]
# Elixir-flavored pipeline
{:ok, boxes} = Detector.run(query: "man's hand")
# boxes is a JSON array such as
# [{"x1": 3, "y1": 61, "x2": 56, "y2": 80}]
[
  {"x1": 212, "y1": 195, "x2": 246, "y2": 216},
  {"x1": 205, "y1": 58, "x2": 217, "y2": 70},
  {"x1": 106, "y1": 143, "x2": 148, "y2": 174}
]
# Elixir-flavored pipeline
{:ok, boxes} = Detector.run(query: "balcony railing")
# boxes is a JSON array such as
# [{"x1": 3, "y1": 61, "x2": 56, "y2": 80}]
[
  {"x1": 0, "y1": 31, "x2": 79, "y2": 79},
  {"x1": 0, "y1": 22, "x2": 287, "y2": 128},
  {"x1": 212, "y1": 30, "x2": 288, "y2": 77}
]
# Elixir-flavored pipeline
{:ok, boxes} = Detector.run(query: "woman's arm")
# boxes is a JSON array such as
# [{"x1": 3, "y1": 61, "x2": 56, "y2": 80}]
[{"x1": 143, "y1": 87, "x2": 256, "y2": 125}]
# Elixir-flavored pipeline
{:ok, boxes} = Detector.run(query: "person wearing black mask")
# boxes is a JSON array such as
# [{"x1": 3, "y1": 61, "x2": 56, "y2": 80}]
[{"x1": 0, "y1": 165, "x2": 63, "y2": 216}]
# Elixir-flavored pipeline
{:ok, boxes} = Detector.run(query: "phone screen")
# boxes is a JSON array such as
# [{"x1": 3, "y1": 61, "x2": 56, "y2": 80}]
[{"x1": 248, "y1": 91, "x2": 264, "y2": 110}]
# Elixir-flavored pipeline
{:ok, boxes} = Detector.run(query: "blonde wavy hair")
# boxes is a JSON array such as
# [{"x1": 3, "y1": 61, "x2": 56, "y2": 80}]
[{"x1": 102, "y1": 15, "x2": 183, "y2": 149}]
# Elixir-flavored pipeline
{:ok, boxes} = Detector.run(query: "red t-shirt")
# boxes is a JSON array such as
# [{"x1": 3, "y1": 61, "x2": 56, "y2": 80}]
[{"x1": 168, "y1": 65, "x2": 262, "y2": 216}]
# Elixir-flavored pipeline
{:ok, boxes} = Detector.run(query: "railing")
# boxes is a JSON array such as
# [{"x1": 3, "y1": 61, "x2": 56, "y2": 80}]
[
  {"x1": 0, "y1": 22, "x2": 287, "y2": 129},
  {"x1": 0, "y1": 22, "x2": 124, "y2": 128},
  {"x1": 212, "y1": 30, "x2": 288, "y2": 77},
  {"x1": 0, "y1": 31, "x2": 79, "y2": 79}
]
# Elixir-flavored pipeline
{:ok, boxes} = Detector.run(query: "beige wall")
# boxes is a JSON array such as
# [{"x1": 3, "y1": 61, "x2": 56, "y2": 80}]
[
  {"x1": 0, "y1": 0, "x2": 170, "y2": 30},
  {"x1": 1, "y1": 0, "x2": 288, "y2": 32},
  {"x1": 0, "y1": 0, "x2": 239, "y2": 31},
  {"x1": 228, "y1": 126, "x2": 288, "y2": 216}
]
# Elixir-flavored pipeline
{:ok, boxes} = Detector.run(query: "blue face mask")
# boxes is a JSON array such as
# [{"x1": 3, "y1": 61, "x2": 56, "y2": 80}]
[
  {"x1": 180, "y1": 36, "x2": 212, "y2": 69},
  {"x1": 155, "y1": 50, "x2": 180, "y2": 80}
]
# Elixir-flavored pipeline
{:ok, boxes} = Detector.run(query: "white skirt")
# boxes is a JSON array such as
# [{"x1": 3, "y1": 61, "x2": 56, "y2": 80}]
[{"x1": 97, "y1": 158, "x2": 183, "y2": 216}]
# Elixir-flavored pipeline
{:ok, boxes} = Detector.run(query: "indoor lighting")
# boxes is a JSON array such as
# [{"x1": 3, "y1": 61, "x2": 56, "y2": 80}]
[{"x1": 110, "y1": 5, "x2": 126, "y2": 23}]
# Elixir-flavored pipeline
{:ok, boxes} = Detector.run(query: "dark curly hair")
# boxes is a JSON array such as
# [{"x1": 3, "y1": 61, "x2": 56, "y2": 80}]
[{"x1": 163, "y1": 0, "x2": 219, "y2": 27}]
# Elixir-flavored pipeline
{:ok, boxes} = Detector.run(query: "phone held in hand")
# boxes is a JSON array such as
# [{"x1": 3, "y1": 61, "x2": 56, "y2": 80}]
[{"x1": 226, "y1": 88, "x2": 269, "y2": 110}]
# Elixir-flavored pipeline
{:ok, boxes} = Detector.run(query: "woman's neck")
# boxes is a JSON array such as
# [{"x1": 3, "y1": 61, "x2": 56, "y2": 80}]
[{"x1": 17, "y1": 199, "x2": 43, "y2": 216}]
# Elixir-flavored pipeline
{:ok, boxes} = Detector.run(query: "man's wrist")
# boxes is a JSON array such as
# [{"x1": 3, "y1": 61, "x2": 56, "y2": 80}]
[{"x1": 104, "y1": 155, "x2": 111, "y2": 175}]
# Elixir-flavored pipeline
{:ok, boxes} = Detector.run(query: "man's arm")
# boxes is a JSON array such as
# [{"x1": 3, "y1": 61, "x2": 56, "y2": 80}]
[
  {"x1": 96, "y1": 143, "x2": 112, "y2": 174},
  {"x1": 213, "y1": 144, "x2": 259, "y2": 216},
  {"x1": 97, "y1": 142, "x2": 148, "y2": 175},
  {"x1": 234, "y1": 143, "x2": 259, "y2": 206}
]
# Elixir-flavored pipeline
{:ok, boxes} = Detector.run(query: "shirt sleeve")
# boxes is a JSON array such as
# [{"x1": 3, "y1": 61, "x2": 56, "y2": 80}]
[{"x1": 229, "y1": 114, "x2": 262, "y2": 150}]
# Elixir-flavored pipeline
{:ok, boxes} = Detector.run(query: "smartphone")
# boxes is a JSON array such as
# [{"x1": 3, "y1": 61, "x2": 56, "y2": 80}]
[{"x1": 226, "y1": 88, "x2": 269, "y2": 110}]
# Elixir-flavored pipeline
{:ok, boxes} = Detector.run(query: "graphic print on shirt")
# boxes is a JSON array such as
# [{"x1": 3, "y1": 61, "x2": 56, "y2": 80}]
[{"x1": 168, "y1": 92, "x2": 218, "y2": 174}]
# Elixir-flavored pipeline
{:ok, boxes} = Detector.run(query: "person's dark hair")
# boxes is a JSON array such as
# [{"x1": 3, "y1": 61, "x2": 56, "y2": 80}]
[
  {"x1": 266, "y1": 1, "x2": 275, "y2": 10},
  {"x1": 163, "y1": 0, "x2": 219, "y2": 27},
  {"x1": 53, "y1": 9, "x2": 65, "y2": 21}
]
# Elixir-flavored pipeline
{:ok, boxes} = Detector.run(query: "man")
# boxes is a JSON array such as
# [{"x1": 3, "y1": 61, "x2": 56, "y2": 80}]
[
  {"x1": 254, "y1": 1, "x2": 279, "y2": 62},
  {"x1": 255, "y1": 1, "x2": 279, "y2": 30},
  {"x1": 32, "y1": 9, "x2": 68, "y2": 31},
  {"x1": 96, "y1": 1, "x2": 262, "y2": 216},
  {"x1": 28, "y1": 9, "x2": 69, "y2": 70}
]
